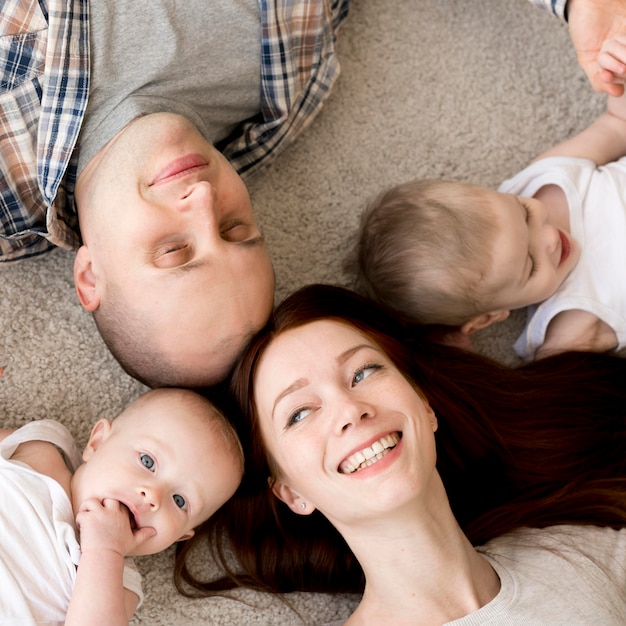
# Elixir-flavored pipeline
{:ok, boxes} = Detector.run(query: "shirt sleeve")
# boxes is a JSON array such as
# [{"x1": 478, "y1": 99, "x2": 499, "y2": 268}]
[
  {"x1": 528, "y1": 0, "x2": 568, "y2": 21},
  {"x1": 123, "y1": 557, "x2": 144, "y2": 609}
]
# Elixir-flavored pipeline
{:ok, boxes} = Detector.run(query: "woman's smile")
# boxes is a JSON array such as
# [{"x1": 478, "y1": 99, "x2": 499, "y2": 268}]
[{"x1": 339, "y1": 432, "x2": 402, "y2": 474}]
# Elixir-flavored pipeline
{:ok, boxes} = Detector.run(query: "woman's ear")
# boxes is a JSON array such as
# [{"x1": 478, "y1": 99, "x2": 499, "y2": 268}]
[
  {"x1": 74, "y1": 245, "x2": 101, "y2": 312},
  {"x1": 271, "y1": 479, "x2": 315, "y2": 516},
  {"x1": 82, "y1": 418, "x2": 113, "y2": 462}
]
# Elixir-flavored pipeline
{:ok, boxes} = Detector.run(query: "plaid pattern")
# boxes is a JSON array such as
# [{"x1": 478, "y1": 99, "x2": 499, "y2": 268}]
[
  {"x1": 0, "y1": 0, "x2": 88, "y2": 262},
  {"x1": 529, "y1": 0, "x2": 567, "y2": 20},
  {"x1": 221, "y1": 0, "x2": 350, "y2": 176},
  {"x1": 0, "y1": 0, "x2": 349, "y2": 262}
]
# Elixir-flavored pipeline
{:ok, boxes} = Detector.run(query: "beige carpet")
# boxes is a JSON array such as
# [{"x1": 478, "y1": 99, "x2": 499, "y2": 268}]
[{"x1": 0, "y1": 0, "x2": 604, "y2": 623}]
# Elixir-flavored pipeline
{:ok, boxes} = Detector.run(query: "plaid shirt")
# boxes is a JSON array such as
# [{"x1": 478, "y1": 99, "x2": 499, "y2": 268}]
[
  {"x1": 0, "y1": 0, "x2": 350, "y2": 262},
  {"x1": 530, "y1": 0, "x2": 567, "y2": 20}
]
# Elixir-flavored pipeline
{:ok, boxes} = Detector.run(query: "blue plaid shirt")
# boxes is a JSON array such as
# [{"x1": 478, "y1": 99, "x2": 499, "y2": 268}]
[
  {"x1": 530, "y1": 0, "x2": 567, "y2": 20},
  {"x1": 0, "y1": 0, "x2": 350, "y2": 262}
]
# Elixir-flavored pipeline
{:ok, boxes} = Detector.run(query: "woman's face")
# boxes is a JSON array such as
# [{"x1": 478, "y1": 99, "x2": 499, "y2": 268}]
[{"x1": 253, "y1": 320, "x2": 439, "y2": 526}]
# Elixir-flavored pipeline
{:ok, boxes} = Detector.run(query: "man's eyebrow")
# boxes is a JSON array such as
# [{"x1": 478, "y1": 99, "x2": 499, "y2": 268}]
[
  {"x1": 238, "y1": 234, "x2": 265, "y2": 248},
  {"x1": 169, "y1": 258, "x2": 210, "y2": 275},
  {"x1": 167, "y1": 235, "x2": 265, "y2": 275}
]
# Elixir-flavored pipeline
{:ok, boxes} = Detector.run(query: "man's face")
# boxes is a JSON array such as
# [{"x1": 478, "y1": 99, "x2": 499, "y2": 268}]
[{"x1": 75, "y1": 113, "x2": 274, "y2": 385}]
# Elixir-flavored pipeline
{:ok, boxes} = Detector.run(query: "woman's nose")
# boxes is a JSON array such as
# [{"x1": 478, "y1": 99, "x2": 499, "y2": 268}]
[{"x1": 334, "y1": 394, "x2": 373, "y2": 434}]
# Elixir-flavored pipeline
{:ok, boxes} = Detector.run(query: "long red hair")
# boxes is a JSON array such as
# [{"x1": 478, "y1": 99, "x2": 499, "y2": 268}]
[{"x1": 175, "y1": 284, "x2": 626, "y2": 596}]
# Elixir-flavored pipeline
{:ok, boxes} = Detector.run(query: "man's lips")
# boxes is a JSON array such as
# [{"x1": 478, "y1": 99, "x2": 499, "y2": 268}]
[
  {"x1": 558, "y1": 229, "x2": 571, "y2": 267},
  {"x1": 150, "y1": 154, "x2": 208, "y2": 186}
]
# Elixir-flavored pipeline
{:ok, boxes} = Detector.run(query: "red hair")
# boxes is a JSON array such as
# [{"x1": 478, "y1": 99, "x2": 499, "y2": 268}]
[{"x1": 175, "y1": 284, "x2": 626, "y2": 596}]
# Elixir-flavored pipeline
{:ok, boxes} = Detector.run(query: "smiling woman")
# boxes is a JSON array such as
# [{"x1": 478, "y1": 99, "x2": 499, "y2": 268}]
[{"x1": 175, "y1": 284, "x2": 626, "y2": 624}]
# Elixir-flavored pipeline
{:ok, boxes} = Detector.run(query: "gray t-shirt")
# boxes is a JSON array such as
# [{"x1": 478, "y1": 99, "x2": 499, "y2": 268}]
[
  {"x1": 77, "y1": 0, "x2": 261, "y2": 174},
  {"x1": 328, "y1": 525, "x2": 626, "y2": 625}
]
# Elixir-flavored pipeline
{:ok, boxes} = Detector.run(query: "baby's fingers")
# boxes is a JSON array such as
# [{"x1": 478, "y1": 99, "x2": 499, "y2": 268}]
[
  {"x1": 133, "y1": 526, "x2": 157, "y2": 546},
  {"x1": 599, "y1": 36, "x2": 626, "y2": 78}
]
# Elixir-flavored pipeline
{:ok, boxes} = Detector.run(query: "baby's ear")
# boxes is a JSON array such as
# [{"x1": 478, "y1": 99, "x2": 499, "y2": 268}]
[
  {"x1": 82, "y1": 418, "x2": 112, "y2": 462},
  {"x1": 461, "y1": 310, "x2": 510, "y2": 335}
]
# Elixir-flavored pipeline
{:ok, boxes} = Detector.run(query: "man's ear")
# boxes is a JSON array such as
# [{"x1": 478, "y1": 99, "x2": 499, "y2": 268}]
[
  {"x1": 74, "y1": 245, "x2": 101, "y2": 312},
  {"x1": 460, "y1": 310, "x2": 510, "y2": 335},
  {"x1": 82, "y1": 418, "x2": 112, "y2": 462},
  {"x1": 271, "y1": 479, "x2": 315, "y2": 516}
]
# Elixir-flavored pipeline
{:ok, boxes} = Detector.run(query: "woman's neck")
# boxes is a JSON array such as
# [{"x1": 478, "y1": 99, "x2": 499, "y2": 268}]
[{"x1": 337, "y1": 482, "x2": 500, "y2": 625}]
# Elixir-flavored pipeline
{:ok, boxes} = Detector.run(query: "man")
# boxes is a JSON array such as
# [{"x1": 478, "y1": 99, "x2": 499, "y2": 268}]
[
  {"x1": 1, "y1": 0, "x2": 348, "y2": 388},
  {"x1": 0, "y1": 0, "x2": 622, "y2": 388}
]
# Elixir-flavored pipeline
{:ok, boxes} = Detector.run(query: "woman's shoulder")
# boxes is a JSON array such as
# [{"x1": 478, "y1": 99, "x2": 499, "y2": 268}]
[{"x1": 481, "y1": 524, "x2": 623, "y2": 553}]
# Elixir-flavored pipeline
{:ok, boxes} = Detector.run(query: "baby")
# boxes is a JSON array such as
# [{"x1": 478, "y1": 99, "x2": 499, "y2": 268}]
[
  {"x1": 350, "y1": 38, "x2": 626, "y2": 360},
  {"x1": 0, "y1": 388, "x2": 243, "y2": 625}
]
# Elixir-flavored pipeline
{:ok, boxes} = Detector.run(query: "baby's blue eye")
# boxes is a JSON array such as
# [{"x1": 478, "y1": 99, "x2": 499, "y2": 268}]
[
  {"x1": 173, "y1": 494, "x2": 186, "y2": 509},
  {"x1": 140, "y1": 454, "x2": 155, "y2": 471}
]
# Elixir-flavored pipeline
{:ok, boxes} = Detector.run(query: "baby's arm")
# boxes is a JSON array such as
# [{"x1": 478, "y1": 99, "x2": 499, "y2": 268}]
[
  {"x1": 534, "y1": 34, "x2": 626, "y2": 165},
  {"x1": 65, "y1": 498, "x2": 155, "y2": 626},
  {"x1": 0, "y1": 428, "x2": 14, "y2": 443},
  {"x1": 537, "y1": 309, "x2": 618, "y2": 358}
]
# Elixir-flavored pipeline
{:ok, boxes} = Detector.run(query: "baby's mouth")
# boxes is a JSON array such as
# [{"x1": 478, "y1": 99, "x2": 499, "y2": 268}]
[
  {"x1": 121, "y1": 503, "x2": 138, "y2": 530},
  {"x1": 558, "y1": 229, "x2": 571, "y2": 266},
  {"x1": 339, "y1": 432, "x2": 401, "y2": 474}
]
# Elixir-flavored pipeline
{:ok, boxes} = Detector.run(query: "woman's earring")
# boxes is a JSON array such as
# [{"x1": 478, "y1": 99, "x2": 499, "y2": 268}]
[{"x1": 300, "y1": 502, "x2": 306, "y2": 510}]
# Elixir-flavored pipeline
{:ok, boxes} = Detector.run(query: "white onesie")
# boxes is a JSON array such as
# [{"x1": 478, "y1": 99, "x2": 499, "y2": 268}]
[
  {"x1": 498, "y1": 156, "x2": 626, "y2": 360},
  {"x1": 0, "y1": 419, "x2": 142, "y2": 625}
]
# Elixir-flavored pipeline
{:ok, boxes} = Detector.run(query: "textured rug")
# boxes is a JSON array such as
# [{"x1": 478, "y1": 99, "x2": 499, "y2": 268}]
[{"x1": 0, "y1": 0, "x2": 604, "y2": 623}]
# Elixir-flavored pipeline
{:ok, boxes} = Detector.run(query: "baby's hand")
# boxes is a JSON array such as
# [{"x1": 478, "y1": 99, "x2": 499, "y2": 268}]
[
  {"x1": 597, "y1": 34, "x2": 626, "y2": 93},
  {"x1": 567, "y1": 0, "x2": 626, "y2": 96},
  {"x1": 76, "y1": 497, "x2": 156, "y2": 557}
]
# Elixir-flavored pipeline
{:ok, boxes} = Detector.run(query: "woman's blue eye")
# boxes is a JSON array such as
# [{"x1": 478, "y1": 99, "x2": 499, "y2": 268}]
[
  {"x1": 140, "y1": 454, "x2": 155, "y2": 471},
  {"x1": 288, "y1": 407, "x2": 312, "y2": 426},
  {"x1": 353, "y1": 364, "x2": 381, "y2": 385},
  {"x1": 173, "y1": 494, "x2": 186, "y2": 509}
]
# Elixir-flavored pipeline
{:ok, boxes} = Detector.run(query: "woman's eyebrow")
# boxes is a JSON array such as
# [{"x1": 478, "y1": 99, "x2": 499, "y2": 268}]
[
  {"x1": 271, "y1": 344, "x2": 380, "y2": 416},
  {"x1": 337, "y1": 344, "x2": 374, "y2": 365},
  {"x1": 273, "y1": 378, "x2": 308, "y2": 417}
]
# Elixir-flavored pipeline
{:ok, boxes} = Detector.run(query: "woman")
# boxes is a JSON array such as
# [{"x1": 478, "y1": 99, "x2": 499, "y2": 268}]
[{"x1": 176, "y1": 285, "x2": 626, "y2": 623}]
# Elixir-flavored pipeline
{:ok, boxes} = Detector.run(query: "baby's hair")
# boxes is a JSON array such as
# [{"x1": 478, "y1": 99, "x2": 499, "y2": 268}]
[
  {"x1": 123, "y1": 388, "x2": 244, "y2": 471},
  {"x1": 164, "y1": 389, "x2": 244, "y2": 471},
  {"x1": 348, "y1": 179, "x2": 498, "y2": 326}
]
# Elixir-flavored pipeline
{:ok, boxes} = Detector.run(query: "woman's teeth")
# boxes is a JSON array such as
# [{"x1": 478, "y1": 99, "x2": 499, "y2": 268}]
[{"x1": 339, "y1": 432, "x2": 401, "y2": 474}]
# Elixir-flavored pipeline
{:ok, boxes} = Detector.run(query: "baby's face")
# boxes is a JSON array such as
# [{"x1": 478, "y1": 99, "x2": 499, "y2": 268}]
[
  {"x1": 476, "y1": 191, "x2": 580, "y2": 313},
  {"x1": 74, "y1": 390, "x2": 242, "y2": 556}
]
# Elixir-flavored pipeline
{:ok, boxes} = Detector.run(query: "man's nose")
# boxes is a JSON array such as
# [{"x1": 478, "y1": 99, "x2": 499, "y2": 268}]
[{"x1": 175, "y1": 180, "x2": 217, "y2": 217}]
